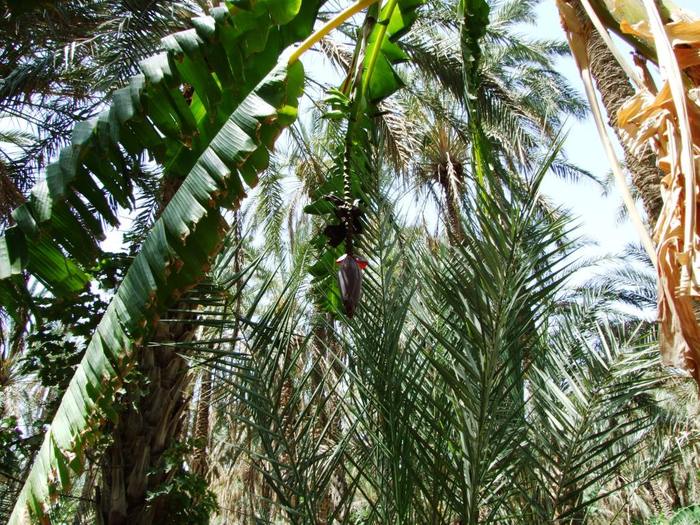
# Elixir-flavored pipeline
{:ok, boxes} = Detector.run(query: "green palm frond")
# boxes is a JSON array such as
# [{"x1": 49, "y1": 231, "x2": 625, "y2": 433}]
[
  {"x1": 414, "y1": 150, "x2": 573, "y2": 522},
  {"x1": 527, "y1": 322, "x2": 672, "y2": 523},
  {"x1": 251, "y1": 168, "x2": 289, "y2": 258},
  {"x1": 0, "y1": 1, "x2": 203, "y2": 199}
]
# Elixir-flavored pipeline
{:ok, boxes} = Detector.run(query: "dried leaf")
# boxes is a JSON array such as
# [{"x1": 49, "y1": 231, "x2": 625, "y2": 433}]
[{"x1": 615, "y1": 3, "x2": 700, "y2": 382}]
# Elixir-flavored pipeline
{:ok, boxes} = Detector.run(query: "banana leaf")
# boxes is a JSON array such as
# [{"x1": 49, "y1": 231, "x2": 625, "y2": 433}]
[{"x1": 6, "y1": 1, "x2": 320, "y2": 522}]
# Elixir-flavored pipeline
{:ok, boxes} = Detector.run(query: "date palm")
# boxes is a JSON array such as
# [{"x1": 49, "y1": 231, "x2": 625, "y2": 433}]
[
  {"x1": 195, "y1": 144, "x2": 699, "y2": 524},
  {"x1": 557, "y1": 0, "x2": 700, "y2": 390},
  {"x1": 393, "y1": 0, "x2": 591, "y2": 242}
]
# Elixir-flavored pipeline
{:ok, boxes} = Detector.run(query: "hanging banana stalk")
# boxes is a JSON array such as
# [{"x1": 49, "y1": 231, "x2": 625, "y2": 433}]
[
  {"x1": 335, "y1": 142, "x2": 369, "y2": 317},
  {"x1": 305, "y1": 0, "x2": 422, "y2": 318},
  {"x1": 331, "y1": 16, "x2": 375, "y2": 318},
  {"x1": 317, "y1": 148, "x2": 369, "y2": 318}
]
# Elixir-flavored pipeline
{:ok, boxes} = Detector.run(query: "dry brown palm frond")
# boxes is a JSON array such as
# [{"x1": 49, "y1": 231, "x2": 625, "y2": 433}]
[
  {"x1": 319, "y1": 35, "x2": 353, "y2": 74},
  {"x1": 559, "y1": 0, "x2": 700, "y2": 384},
  {"x1": 614, "y1": 3, "x2": 700, "y2": 382},
  {"x1": 0, "y1": 162, "x2": 26, "y2": 224}
]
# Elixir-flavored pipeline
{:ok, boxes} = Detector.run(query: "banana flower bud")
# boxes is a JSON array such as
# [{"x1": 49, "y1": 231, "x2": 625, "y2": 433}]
[{"x1": 336, "y1": 254, "x2": 367, "y2": 318}]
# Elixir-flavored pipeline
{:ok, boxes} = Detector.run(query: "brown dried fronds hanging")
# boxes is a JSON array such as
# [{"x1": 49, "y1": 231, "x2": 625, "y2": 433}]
[
  {"x1": 559, "y1": 0, "x2": 700, "y2": 382},
  {"x1": 617, "y1": 8, "x2": 700, "y2": 381}
]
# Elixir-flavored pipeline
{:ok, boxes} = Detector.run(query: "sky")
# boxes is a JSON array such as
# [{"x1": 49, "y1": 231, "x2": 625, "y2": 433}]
[{"x1": 534, "y1": 0, "x2": 698, "y2": 257}]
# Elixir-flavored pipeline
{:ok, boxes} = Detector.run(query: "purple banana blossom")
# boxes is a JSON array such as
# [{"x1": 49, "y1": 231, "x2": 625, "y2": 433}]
[{"x1": 336, "y1": 254, "x2": 367, "y2": 318}]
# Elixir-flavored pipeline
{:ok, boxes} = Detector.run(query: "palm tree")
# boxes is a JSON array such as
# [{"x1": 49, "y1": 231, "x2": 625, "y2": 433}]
[
  {"x1": 194, "y1": 145, "x2": 699, "y2": 524},
  {"x1": 393, "y1": 0, "x2": 592, "y2": 243},
  {"x1": 0, "y1": 1, "x2": 431, "y2": 521},
  {"x1": 0, "y1": 1, "x2": 204, "y2": 224},
  {"x1": 557, "y1": 0, "x2": 700, "y2": 386},
  {"x1": 405, "y1": 0, "x2": 588, "y2": 167},
  {"x1": 2, "y1": 1, "x2": 699, "y2": 524},
  {"x1": 565, "y1": 1, "x2": 663, "y2": 225}
]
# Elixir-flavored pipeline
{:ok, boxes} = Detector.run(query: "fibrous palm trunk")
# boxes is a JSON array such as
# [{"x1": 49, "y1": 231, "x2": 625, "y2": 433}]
[
  {"x1": 570, "y1": 1, "x2": 663, "y2": 226},
  {"x1": 0, "y1": 165, "x2": 25, "y2": 225},
  {"x1": 437, "y1": 161, "x2": 465, "y2": 245},
  {"x1": 191, "y1": 368, "x2": 212, "y2": 477},
  {"x1": 99, "y1": 309, "x2": 195, "y2": 525},
  {"x1": 99, "y1": 176, "x2": 210, "y2": 524}
]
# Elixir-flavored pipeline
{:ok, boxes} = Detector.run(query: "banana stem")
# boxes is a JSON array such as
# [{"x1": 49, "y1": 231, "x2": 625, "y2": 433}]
[{"x1": 288, "y1": 0, "x2": 380, "y2": 65}]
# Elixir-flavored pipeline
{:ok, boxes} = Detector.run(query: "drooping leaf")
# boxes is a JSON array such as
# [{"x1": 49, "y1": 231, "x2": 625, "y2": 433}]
[
  {"x1": 0, "y1": 0, "x2": 319, "y2": 301},
  {"x1": 364, "y1": 0, "x2": 422, "y2": 102},
  {"x1": 7, "y1": 1, "x2": 319, "y2": 522}
]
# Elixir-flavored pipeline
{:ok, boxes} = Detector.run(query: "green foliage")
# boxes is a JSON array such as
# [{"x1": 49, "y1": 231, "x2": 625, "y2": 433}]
[
  {"x1": 210, "y1": 148, "x2": 694, "y2": 524},
  {"x1": 146, "y1": 441, "x2": 219, "y2": 525},
  {"x1": 20, "y1": 289, "x2": 108, "y2": 391},
  {"x1": 650, "y1": 505, "x2": 700, "y2": 525},
  {"x1": 0, "y1": 0, "x2": 202, "y2": 228},
  {"x1": 0, "y1": 416, "x2": 26, "y2": 476},
  {"x1": 304, "y1": 0, "x2": 423, "y2": 316},
  {"x1": 459, "y1": 0, "x2": 492, "y2": 178},
  {"x1": 0, "y1": 0, "x2": 319, "y2": 302},
  {"x1": 5, "y1": 1, "x2": 322, "y2": 522},
  {"x1": 400, "y1": 0, "x2": 590, "y2": 189},
  {"x1": 0, "y1": 409, "x2": 35, "y2": 523},
  {"x1": 21, "y1": 335, "x2": 81, "y2": 394},
  {"x1": 363, "y1": 0, "x2": 423, "y2": 102},
  {"x1": 459, "y1": 0, "x2": 490, "y2": 92},
  {"x1": 2, "y1": 2, "x2": 697, "y2": 524}
]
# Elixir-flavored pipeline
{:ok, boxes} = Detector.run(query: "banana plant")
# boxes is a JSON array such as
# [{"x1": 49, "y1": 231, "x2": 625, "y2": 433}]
[
  {"x1": 304, "y1": 0, "x2": 422, "y2": 316},
  {"x1": 459, "y1": 0, "x2": 491, "y2": 180},
  {"x1": 3, "y1": 1, "x2": 324, "y2": 522},
  {"x1": 0, "y1": 1, "x2": 319, "y2": 305}
]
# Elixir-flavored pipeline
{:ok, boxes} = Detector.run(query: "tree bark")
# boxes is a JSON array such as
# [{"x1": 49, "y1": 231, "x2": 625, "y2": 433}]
[
  {"x1": 99, "y1": 309, "x2": 195, "y2": 525},
  {"x1": 443, "y1": 182, "x2": 465, "y2": 246},
  {"x1": 99, "y1": 175, "x2": 212, "y2": 525},
  {"x1": 571, "y1": 1, "x2": 664, "y2": 226},
  {"x1": 437, "y1": 161, "x2": 465, "y2": 245},
  {"x1": 0, "y1": 165, "x2": 25, "y2": 225},
  {"x1": 190, "y1": 368, "x2": 212, "y2": 478}
]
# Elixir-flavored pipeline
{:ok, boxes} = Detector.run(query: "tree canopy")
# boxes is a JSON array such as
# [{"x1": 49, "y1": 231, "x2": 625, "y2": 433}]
[{"x1": 1, "y1": 0, "x2": 700, "y2": 524}]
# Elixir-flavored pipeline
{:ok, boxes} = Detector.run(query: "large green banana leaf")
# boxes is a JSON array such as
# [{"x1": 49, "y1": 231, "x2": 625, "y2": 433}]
[
  {"x1": 6, "y1": 1, "x2": 320, "y2": 522},
  {"x1": 0, "y1": 0, "x2": 318, "y2": 302}
]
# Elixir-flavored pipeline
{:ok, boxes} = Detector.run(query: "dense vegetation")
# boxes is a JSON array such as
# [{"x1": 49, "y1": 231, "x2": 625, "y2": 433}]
[{"x1": 1, "y1": 0, "x2": 699, "y2": 524}]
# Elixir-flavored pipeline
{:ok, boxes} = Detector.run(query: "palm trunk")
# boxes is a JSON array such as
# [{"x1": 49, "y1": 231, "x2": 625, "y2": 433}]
[
  {"x1": 191, "y1": 368, "x2": 212, "y2": 477},
  {"x1": 644, "y1": 479, "x2": 672, "y2": 518},
  {"x1": 99, "y1": 309, "x2": 195, "y2": 525},
  {"x1": 439, "y1": 175, "x2": 465, "y2": 245},
  {"x1": 99, "y1": 176, "x2": 208, "y2": 524},
  {"x1": 570, "y1": 1, "x2": 663, "y2": 226},
  {"x1": 0, "y1": 165, "x2": 25, "y2": 224}
]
